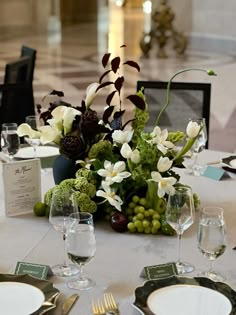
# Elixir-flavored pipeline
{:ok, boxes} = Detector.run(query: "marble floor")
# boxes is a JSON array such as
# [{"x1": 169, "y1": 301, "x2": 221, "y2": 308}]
[{"x1": 0, "y1": 3, "x2": 236, "y2": 153}]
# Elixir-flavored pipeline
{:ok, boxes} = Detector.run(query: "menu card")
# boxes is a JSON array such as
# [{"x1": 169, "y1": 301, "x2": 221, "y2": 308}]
[{"x1": 2, "y1": 159, "x2": 41, "y2": 216}]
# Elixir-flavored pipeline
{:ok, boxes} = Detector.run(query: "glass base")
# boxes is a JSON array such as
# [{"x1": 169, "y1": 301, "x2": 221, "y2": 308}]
[
  {"x1": 198, "y1": 270, "x2": 226, "y2": 282},
  {"x1": 176, "y1": 261, "x2": 195, "y2": 274},
  {"x1": 51, "y1": 264, "x2": 79, "y2": 277},
  {"x1": 67, "y1": 277, "x2": 96, "y2": 290}
]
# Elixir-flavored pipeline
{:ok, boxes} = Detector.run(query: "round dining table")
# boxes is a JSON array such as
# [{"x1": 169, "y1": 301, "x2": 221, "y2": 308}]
[{"x1": 0, "y1": 149, "x2": 236, "y2": 314}]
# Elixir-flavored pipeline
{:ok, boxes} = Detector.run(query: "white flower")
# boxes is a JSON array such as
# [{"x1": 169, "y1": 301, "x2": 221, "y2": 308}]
[
  {"x1": 96, "y1": 182, "x2": 123, "y2": 211},
  {"x1": 120, "y1": 143, "x2": 140, "y2": 164},
  {"x1": 17, "y1": 123, "x2": 41, "y2": 139},
  {"x1": 151, "y1": 171, "x2": 177, "y2": 198},
  {"x1": 157, "y1": 156, "x2": 173, "y2": 173},
  {"x1": 112, "y1": 130, "x2": 133, "y2": 144},
  {"x1": 186, "y1": 121, "x2": 201, "y2": 138},
  {"x1": 39, "y1": 125, "x2": 61, "y2": 145},
  {"x1": 97, "y1": 160, "x2": 131, "y2": 185},
  {"x1": 151, "y1": 126, "x2": 174, "y2": 154},
  {"x1": 50, "y1": 106, "x2": 81, "y2": 135},
  {"x1": 85, "y1": 82, "x2": 100, "y2": 107}
]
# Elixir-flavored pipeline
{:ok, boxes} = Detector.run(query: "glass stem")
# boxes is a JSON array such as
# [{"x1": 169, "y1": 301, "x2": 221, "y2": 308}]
[
  {"x1": 78, "y1": 265, "x2": 84, "y2": 281},
  {"x1": 33, "y1": 145, "x2": 37, "y2": 158},
  {"x1": 62, "y1": 233, "x2": 68, "y2": 268},
  {"x1": 209, "y1": 259, "x2": 214, "y2": 274},
  {"x1": 177, "y1": 233, "x2": 182, "y2": 264}
]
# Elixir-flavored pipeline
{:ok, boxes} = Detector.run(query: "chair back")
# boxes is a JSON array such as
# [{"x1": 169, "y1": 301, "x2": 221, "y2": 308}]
[
  {"x1": 137, "y1": 81, "x2": 211, "y2": 148},
  {"x1": 4, "y1": 56, "x2": 31, "y2": 84},
  {"x1": 20, "y1": 45, "x2": 37, "y2": 82},
  {"x1": 0, "y1": 56, "x2": 35, "y2": 132}
]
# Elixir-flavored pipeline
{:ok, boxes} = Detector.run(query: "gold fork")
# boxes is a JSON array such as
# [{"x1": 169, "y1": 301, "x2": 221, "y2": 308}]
[
  {"x1": 104, "y1": 292, "x2": 120, "y2": 315},
  {"x1": 92, "y1": 298, "x2": 106, "y2": 315}
]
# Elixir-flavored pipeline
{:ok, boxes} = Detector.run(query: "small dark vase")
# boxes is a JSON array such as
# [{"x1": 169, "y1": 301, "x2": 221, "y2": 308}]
[{"x1": 53, "y1": 155, "x2": 77, "y2": 185}]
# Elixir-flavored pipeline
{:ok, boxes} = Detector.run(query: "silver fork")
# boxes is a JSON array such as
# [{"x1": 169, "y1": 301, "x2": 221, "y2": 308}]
[
  {"x1": 104, "y1": 292, "x2": 120, "y2": 315},
  {"x1": 92, "y1": 298, "x2": 106, "y2": 315}
]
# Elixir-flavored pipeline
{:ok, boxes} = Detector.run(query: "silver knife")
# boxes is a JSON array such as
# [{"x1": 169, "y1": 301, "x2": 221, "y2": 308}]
[{"x1": 62, "y1": 294, "x2": 79, "y2": 315}]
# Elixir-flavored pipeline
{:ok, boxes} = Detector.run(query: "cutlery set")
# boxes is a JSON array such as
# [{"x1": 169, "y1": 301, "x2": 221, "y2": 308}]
[{"x1": 92, "y1": 293, "x2": 120, "y2": 315}]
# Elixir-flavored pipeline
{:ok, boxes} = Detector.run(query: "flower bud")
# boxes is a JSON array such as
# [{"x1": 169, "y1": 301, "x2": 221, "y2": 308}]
[{"x1": 186, "y1": 121, "x2": 201, "y2": 138}]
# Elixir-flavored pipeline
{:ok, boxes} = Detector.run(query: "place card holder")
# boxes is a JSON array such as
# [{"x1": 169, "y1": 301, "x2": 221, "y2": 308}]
[
  {"x1": 140, "y1": 262, "x2": 178, "y2": 280},
  {"x1": 15, "y1": 262, "x2": 53, "y2": 280},
  {"x1": 203, "y1": 166, "x2": 230, "y2": 181},
  {"x1": 2, "y1": 159, "x2": 41, "y2": 216}
]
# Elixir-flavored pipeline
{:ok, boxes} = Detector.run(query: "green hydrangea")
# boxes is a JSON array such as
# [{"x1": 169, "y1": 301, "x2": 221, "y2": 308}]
[
  {"x1": 59, "y1": 178, "x2": 76, "y2": 190},
  {"x1": 75, "y1": 168, "x2": 97, "y2": 185},
  {"x1": 88, "y1": 140, "x2": 114, "y2": 161},
  {"x1": 44, "y1": 186, "x2": 58, "y2": 206},
  {"x1": 168, "y1": 131, "x2": 185, "y2": 144},
  {"x1": 74, "y1": 192, "x2": 97, "y2": 213},
  {"x1": 74, "y1": 177, "x2": 96, "y2": 197}
]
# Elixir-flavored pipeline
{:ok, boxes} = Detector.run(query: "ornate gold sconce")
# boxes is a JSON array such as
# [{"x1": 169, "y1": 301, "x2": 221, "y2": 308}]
[{"x1": 140, "y1": 0, "x2": 187, "y2": 58}]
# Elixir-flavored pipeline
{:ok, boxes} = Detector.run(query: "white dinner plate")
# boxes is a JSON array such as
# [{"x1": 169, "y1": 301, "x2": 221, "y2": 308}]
[
  {"x1": 0, "y1": 282, "x2": 45, "y2": 315},
  {"x1": 147, "y1": 284, "x2": 232, "y2": 315},
  {"x1": 15, "y1": 146, "x2": 59, "y2": 159}
]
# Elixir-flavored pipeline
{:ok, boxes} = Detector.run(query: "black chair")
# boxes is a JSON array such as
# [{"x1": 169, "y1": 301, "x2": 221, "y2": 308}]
[
  {"x1": 137, "y1": 81, "x2": 211, "y2": 148},
  {"x1": 20, "y1": 45, "x2": 37, "y2": 82},
  {"x1": 0, "y1": 56, "x2": 35, "y2": 132}
]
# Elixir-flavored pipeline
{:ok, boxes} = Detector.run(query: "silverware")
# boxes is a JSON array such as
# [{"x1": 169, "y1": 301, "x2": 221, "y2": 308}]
[
  {"x1": 104, "y1": 293, "x2": 120, "y2": 315},
  {"x1": 92, "y1": 298, "x2": 106, "y2": 315},
  {"x1": 62, "y1": 293, "x2": 79, "y2": 315}
]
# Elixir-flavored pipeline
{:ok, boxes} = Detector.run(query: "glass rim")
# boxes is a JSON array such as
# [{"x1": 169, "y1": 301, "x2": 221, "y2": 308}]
[
  {"x1": 201, "y1": 206, "x2": 224, "y2": 215},
  {"x1": 2, "y1": 122, "x2": 18, "y2": 127}
]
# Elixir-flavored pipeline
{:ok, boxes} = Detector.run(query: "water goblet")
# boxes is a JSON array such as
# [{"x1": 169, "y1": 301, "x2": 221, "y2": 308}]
[
  {"x1": 49, "y1": 189, "x2": 79, "y2": 277},
  {"x1": 66, "y1": 212, "x2": 96, "y2": 290},
  {"x1": 188, "y1": 117, "x2": 207, "y2": 176},
  {"x1": 25, "y1": 115, "x2": 41, "y2": 158},
  {"x1": 1, "y1": 123, "x2": 20, "y2": 162},
  {"x1": 165, "y1": 185, "x2": 195, "y2": 274},
  {"x1": 197, "y1": 206, "x2": 226, "y2": 282}
]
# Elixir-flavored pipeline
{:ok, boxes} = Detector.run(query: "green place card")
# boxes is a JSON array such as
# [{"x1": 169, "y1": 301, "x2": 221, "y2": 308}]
[
  {"x1": 15, "y1": 262, "x2": 53, "y2": 280},
  {"x1": 141, "y1": 263, "x2": 178, "y2": 280},
  {"x1": 203, "y1": 166, "x2": 229, "y2": 181}
]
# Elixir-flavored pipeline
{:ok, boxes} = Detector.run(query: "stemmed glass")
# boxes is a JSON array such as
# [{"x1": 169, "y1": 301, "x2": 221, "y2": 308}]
[
  {"x1": 188, "y1": 117, "x2": 207, "y2": 176},
  {"x1": 166, "y1": 186, "x2": 195, "y2": 274},
  {"x1": 66, "y1": 212, "x2": 96, "y2": 290},
  {"x1": 1, "y1": 123, "x2": 20, "y2": 162},
  {"x1": 49, "y1": 189, "x2": 79, "y2": 277},
  {"x1": 197, "y1": 206, "x2": 226, "y2": 281},
  {"x1": 25, "y1": 115, "x2": 41, "y2": 158}
]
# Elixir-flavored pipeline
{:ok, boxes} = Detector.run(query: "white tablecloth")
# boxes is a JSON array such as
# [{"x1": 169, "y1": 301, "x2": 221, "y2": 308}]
[{"x1": 0, "y1": 149, "x2": 236, "y2": 314}]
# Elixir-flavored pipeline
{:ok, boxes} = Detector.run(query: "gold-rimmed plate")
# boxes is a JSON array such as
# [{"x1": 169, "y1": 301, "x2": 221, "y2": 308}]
[
  {"x1": 0, "y1": 274, "x2": 60, "y2": 315},
  {"x1": 133, "y1": 277, "x2": 236, "y2": 315}
]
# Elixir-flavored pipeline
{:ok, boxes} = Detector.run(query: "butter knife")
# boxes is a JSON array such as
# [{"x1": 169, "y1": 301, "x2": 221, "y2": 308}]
[{"x1": 62, "y1": 294, "x2": 79, "y2": 315}]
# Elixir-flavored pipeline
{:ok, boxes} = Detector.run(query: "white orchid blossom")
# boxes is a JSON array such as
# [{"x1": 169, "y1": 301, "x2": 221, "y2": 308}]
[
  {"x1": 96, "y1": 181, "x2": 123, "y2": 211},
  {"x1": 157, "y1": 156, "x2": 173, "y2": 173},
  {"x1": 120, "y1": 143, "x2": 140, "y2": 164},
  {"x1": 97, "y1": 160, "x2": 131, "y2": 185},
  {"x1": 186, "y1": 121, "x2": 201, "y2": 138},
  {"x1": 151, "y1": 126, "x2": 174, "y2": 154},
  {"x1": 17, "y1": 123, "x2": 41, "y2": 139},
  {"x1": 151, "y1": 171, "x2": 177, "y2": 198},
  {"x1": 85, "y1": 82, "x2": 100, "y2": 107},
  {"x1": 112, "y1": 130, "x2": 133, "y2": 144}
]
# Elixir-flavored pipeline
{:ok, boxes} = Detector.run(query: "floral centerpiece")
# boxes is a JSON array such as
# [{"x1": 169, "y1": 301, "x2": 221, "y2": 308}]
[{"x1": 17, "y1": 46, "x2": 216, "y2": 234}]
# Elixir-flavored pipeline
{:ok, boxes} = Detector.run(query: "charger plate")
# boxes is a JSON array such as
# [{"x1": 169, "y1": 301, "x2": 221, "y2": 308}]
[
  {"x1": 14, "y1": 146, "x2": 59, "y2": 159},
  {"x1": 0, "y1": 274, "x2": 60, "y2": 315},
  {"x1": 133, "y1": 276, "x2": 236, "y2": 315},
  {"x1": 221, "y1": 156, "x2": 236, "y2": 170}
]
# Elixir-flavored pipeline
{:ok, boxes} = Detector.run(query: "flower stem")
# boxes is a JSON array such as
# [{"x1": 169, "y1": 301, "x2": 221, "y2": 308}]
[{"x1": 155, "y1": 68, "x2": 216, "y2": 126}]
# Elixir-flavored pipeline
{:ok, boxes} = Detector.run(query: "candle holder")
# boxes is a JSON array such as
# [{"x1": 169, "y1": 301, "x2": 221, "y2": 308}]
[{"x1": 140, "y1": 0, "x2": 187, "y2": 58}]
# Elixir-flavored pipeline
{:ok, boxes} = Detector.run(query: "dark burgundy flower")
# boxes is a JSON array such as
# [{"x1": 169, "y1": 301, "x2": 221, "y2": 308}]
[{"x1": 59, "y1": 134, "x2": 86, "y2": 160}]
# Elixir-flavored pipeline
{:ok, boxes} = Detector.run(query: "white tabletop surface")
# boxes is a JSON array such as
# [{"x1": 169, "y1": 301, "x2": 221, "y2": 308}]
[{"x1": 0, "y1": 149, "x2": 236, "y2": 314}]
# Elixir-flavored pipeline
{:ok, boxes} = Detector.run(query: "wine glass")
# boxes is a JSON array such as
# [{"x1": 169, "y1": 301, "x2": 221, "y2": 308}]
[
  {"x1": 197, "y1": 206, "x2": 226, "y2": 281},
  {"x1": 25, "y1": 115, "x2": 41, "y2": 158},
  {"x1": 1, "y1": 123, "x2": 20, "y2": 162},
  {"x1": 49, "y1": 189, "x2": 79, "y2": 277},
  {"x1": 188, "y1": 117, "x2": 207, "y2": 176},
  {"x1": 165, "y1": 185, "x2": 195, "y2": 274},
  {"x1": 66, "y1": 212, "x2": 96, "y2": 290}
]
